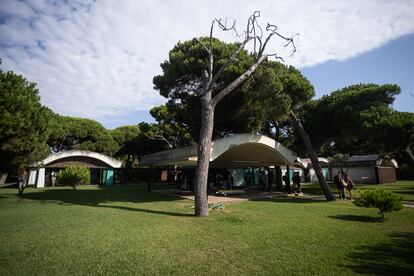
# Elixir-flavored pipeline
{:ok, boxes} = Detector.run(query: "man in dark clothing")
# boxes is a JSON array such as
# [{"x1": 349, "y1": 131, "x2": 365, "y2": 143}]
[
  {"x1": 282, "y1": 171, "x2": 291, "y2": 194},
  {"x1": 292, "y1": 172, "x2": 301, "y2": 194}
]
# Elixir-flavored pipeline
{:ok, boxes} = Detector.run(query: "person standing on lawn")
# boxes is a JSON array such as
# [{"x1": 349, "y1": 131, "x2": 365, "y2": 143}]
[
  {"x1": 334, "y1": 171, "x2": 346, "y2": 200},
  {"x1": 18, "y1": 170, "x2": 27, "y2": 195},
  {"x1": 260, "y1": 170, "x2": 268, "y2": 191},
  {"x1": 282, "y1": 171, "x2": 291, "y2": 194},
  {"x1": 292, "y1": 172, "x2": 301, "y2": 194},
  {"x1": 344, "y1": 172, "x2": 355, "y2": 200}
]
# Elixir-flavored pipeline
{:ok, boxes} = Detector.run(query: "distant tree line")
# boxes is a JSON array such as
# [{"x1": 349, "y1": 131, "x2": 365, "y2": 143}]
[{"x1": 1, "y1": 47, "x2": 413, "y2": 181}]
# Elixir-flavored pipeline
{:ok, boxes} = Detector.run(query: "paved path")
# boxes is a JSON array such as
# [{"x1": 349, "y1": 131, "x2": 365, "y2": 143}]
[
  {"x1": 154, "y1": 189, "x2": 414, "y2": 207},
  {"x1": 154, "y1": 189, "x2": 286, "y2": 203},
  {"x1": 154, "y1": 189, "x2": 315, "y2": 204}
]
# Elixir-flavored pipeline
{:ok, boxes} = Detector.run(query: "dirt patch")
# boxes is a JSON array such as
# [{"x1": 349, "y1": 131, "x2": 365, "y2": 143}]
[{"x1": 153, "y1": 189, "x2": 290, "y2": 204}]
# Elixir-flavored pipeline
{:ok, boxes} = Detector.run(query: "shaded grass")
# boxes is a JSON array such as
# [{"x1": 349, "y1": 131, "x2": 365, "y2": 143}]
[{"x1": 0, "y1": 185, "x2": 413, "y2": 275}]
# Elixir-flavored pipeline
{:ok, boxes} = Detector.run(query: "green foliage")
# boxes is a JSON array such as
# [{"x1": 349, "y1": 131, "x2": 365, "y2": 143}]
[
  {"x1": 208, "y1": 202, "x2": 225, "y2": 210},
  {"x1": 302, "y1": 83, "x2": 403, "y2": 156},
  {"x1": 354, "y1": 189, "x2": 403, "y2": 220},
  {"x1": 153, "y1": 38, "x2": 255, "y2": 139},
  {"x1": 110, "y1": 125, "x2": 141, "y2": 165},
  {"x1": 0, "y1": 64, "x2": 50, "y2": 175},
  {"x1": 240, "y1": 61, "x2": 314, "y2": 132},
  {"x1": 148, "y1": 105, "x2": 193, "y2": 148},
  {"x1": 153, "y1": 38, "x2": 314, "y2": 140},
  {"x1": 57, "y1": 165, "x2": 90, "y2": 189},
  {"x1": 48, "y1": 115, "x2": 119, "y2": 156}
]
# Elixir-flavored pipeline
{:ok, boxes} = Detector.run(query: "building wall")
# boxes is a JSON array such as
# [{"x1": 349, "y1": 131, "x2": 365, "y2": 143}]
[
  {"x1": 377, "y1": 167, "x2": 397, "y2": 183},
  {"x1": 331, "y1": 167, "x2": 377, "y2": 183},
  {"x1": 308, "y1": 168, "x2": 330, "y2": 182}
]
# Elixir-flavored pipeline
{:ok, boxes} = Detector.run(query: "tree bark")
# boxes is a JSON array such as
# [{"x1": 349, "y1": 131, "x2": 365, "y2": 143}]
[
  {"x1": 194, "y1": 96, "x2": 215, "y2": 216},
  {"x1": 289, "y1": 110, "x2": 336, "y2": 200},
  {"x1": 405, "y1": 146, "x2": 414, "y2": 168}
]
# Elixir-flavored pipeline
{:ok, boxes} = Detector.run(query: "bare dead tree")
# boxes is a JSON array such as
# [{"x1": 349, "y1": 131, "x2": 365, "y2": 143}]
[{"x1": 193, "y1": 11, "x2": 297, "y2": 216}]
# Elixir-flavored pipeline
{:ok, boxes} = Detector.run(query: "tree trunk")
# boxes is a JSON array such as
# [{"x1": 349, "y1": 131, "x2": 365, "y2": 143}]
[
  {"x1": 289, "y1": 110, "x2": 336, "y2": 201},
  {"x1": 194, "y1": 97, "x2": 215, "y2": 216},
  {"x1": 405, "y1": 146, "x2": 414, "y2": 168}
]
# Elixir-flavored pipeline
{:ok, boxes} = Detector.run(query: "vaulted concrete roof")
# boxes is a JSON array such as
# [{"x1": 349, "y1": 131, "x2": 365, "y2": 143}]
[
  {"x1": 40, "y1": 150, "x2": 122, "y2": 168},
  {"x1": 140, "y1": 133, "x2": 298, "y2": 168}
]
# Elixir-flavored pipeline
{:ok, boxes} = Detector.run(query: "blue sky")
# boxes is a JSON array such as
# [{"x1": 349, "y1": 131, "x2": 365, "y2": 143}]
[
  {"x1": 1, "y1": 0, "x2": 413, "y2": 129},
  {"x1": 302, "y1": 33, "x2": 414, "y2": 114},
  {"x1": 111, "y1": 33, "x2": 414, "y2": 128}
]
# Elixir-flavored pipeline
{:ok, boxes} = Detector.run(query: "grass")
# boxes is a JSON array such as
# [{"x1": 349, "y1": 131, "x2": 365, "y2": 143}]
[
  {"x1": 0, "y1": 184, "x2": 413, "y2": 275},
  {"x1": 302, "y1": 180, "x2": 414, "y2": 203}
]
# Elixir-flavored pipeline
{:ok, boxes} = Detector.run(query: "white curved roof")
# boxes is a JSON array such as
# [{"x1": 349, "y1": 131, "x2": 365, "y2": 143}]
[
  {"x1": 140, "y1": 133, "x2": 298, "y2": 167},
  {"x1": 41, "y1": 150, "x2": 122, "y2": 168}
]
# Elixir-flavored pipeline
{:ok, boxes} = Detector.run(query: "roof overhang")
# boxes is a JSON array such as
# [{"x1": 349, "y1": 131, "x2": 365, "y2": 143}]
[
  {"x1": 34, "y1": 150, "x2": 122, "y2": 168},
  {"x1": 140, "y1": 133, "x2": 297, "y2": 168}
]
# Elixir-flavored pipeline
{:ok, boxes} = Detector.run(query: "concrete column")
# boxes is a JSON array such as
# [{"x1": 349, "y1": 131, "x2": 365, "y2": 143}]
[
  {"x1": 36, "y1": 168, "x2": 45, "y2": 188},
  {"x1": 28, "y1": 170, "x2": 38, "y2": 185}
]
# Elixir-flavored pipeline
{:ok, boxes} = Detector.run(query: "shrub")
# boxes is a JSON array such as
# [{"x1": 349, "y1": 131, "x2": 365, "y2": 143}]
[
  {"x1": 58, "y1": 165, "x2": 90, "y2": 190},
  {"x1": 354, "y1": 189, "x2": 403, "y2": 220}
]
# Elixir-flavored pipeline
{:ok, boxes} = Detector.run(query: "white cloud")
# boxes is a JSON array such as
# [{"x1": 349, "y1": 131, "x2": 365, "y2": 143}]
[{"x1": 1, "y1": 0, "x2": 414, "y2": 126}]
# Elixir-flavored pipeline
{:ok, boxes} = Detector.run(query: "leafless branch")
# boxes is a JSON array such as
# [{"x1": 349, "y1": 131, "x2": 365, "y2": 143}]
[
  {"x1": 212, "y1": 54, "x2": 268, "y2": 106},
  {"x1": 193, "y1": 38, "x2": 209, "y2": 54},
  {"x1": 200, "y1": 11, "x2": 298, "y2": 105},
  {"x1": 267, "y1": 53, "x2": 285, "y2": 62},
  {"x1": 210, "y1": 37, "x2": 252, "y2": 89},
  {"x1": 216, "y1": 17, "x2": 236, "y2": 31},
  {"x1": 152, "y1": 133, "x2": 173, "y2": 149}
]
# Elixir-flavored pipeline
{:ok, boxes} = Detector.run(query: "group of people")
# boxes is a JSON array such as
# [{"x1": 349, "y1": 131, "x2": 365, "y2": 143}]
[
  {"x1": 244, "y1": 169, "x2": 271, "y2": 191},
  {"x1": 334, "y1": 171, "x2": 354, "y2": 200},
  {"x1": 282, "y1": 171, "x2": 302, "y2": 194},
  {"x1": 215, "y1": 170, "x2": 234, "y2": 190}
]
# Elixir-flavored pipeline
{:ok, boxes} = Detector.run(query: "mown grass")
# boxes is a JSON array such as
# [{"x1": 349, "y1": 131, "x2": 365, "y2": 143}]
[
  {"x1": 302, "y1": 180, "x2": 414, "y2": 203},
  {"x1": 0, "y1": 184, "x2": 413, "y2": 275}
]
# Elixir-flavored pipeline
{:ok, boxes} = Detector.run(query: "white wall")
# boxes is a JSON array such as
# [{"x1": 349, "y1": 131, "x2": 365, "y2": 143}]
[
  {"x1": 36, "y1": 168, "x2": 45, "y2": 188},
  {"x1": 331, "y1": 167, "x2": 376, "y2": 183},
  {"x1": 28, "y1": 170, "x2": 38, "y2": 185}
]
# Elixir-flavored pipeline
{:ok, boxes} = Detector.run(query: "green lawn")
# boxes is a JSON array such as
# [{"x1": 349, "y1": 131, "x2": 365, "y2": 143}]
[
  {"x1": 1, "y1": 184, "x2": 413, "y2": 275},
  {"x1": 302, "y1": 180, "x2": 414, "y2": 203}
]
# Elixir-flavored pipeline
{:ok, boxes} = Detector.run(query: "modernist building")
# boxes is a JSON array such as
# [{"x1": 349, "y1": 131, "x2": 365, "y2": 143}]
[
  {"x1": 140, "y1": 133, "x2": 299, "y2": 189},
  {"x1": 28, "y1": 150, "x2": 123, "y2": 188}
]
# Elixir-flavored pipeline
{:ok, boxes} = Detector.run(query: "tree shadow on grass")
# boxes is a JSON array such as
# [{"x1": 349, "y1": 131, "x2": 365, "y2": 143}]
[
  {"x1": 397, "y1": 190, "x2": 414, "y2": 196},
  {"x1": 346, "y1": 232, "x2": 414, "y2": 275},
  {"x1": 250, "y1": 197, "x2": 328, "y2": 204},
  {"x1": 20, "y1": 186, "x2": 194, "y2": 217},
  {"x1": 0, "y1": 183, "x2": 17, "y2": 189},
  {"x1": 328, "y1": 214, "x2": 381, "y2": 222}
]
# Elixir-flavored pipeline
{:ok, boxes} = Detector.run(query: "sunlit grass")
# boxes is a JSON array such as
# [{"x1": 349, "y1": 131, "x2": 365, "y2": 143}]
[{"x1": 0, "y1": 184, "x2": 413, "y2": 275}]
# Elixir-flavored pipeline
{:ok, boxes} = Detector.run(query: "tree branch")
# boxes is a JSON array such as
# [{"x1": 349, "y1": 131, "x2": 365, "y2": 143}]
[
  {"x1": 212, "y1": 54, "x2": 267, "y2": 107},
  {"x1": 193, "y1": 38, "x2": 209, "y2": 54},
  {"x1": 209, "y1": 37, "x2": 252, "y2": 89}
]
